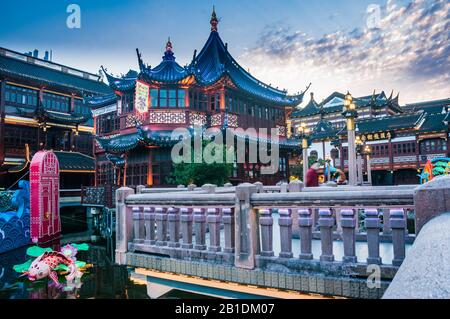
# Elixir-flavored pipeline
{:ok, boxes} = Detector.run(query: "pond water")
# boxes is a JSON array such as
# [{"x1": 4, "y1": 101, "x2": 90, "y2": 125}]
[{"x1": 0, "y1": 210, "x2": 411, "y2": 299}]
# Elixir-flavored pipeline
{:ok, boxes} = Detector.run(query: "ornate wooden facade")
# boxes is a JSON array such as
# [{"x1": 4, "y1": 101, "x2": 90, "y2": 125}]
[
  {"x1": 290, "y1": 92, "x2": 450, "y2": 185},
  {"x1": 0, "y1": 47, "x2": 111, "y2": 188}
]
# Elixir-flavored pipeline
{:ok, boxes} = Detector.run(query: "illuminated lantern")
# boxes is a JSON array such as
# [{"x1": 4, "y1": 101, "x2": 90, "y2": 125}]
[{"x1": 30, "y1": 151, "x2": 61, "y2": 243}]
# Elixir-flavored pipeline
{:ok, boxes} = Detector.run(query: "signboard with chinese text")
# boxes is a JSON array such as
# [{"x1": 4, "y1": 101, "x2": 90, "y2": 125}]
[
  {"x1": 135, "y1": 80, "x2": 150, "y2": 114},
  {"x1": 359, "y1": 131, "x2": 394, "y2": 142}
]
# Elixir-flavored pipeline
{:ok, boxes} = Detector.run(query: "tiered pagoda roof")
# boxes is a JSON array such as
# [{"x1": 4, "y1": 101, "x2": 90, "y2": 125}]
[
  {"x1": 100, "y1": 8, "x2": 308, "y2": 107},
  {"x1": 138, "y1": 39, "x2": 191, "y2": 84}
]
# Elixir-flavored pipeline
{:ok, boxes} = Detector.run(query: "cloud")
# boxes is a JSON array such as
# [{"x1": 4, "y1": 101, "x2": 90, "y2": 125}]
[{"x1": 241, "y1": 0, "x2": 449, "y2": 104}]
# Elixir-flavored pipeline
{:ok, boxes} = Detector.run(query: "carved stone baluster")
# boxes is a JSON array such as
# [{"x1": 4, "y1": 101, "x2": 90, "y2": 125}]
[
  {"x1": 133, "y1": 207, "x2": 144, "y2": 244},
  {"x1": 278, "y1": 209, "x2": 293, "y2": 258},
  {"x1": 365, "y1": 208, "x2": 382, "y2": 264},
  {"x1": 207, "y1": 208, "x2": 221, "y2": 252},
  {"x1": 167, "y1": 207, "x2": 180, "y2": 248},
  {"x1": 180, "y1": 208, "x2": 193, "y2": 249},
  {"x1": 298, "y1": 209, "x2": 313, "y2": 260},
  {"x1": 390, "y1": 209, "x2": 406, "y2": 266},
  {"x1": 259, "y1": 209, "x2": 274, "y2": 257},
  {"x1": 143, "y1": 207, "x2": 154, "y2": 245},
  {"x1": 193, "y1": 208, "x2": 206, "y2": 250},
  {"x1": 222, "y1": 208, "x2": 235, "y2": 253},
  {"x1": 319, "y1": 208, "x2": 334, "y2": 262},
  {"x1": 341, "y1": 209, "x2": 357, "y2": 263},
  {"x1": 155, "y1": 207, "x2": 167, "y2": 246}
]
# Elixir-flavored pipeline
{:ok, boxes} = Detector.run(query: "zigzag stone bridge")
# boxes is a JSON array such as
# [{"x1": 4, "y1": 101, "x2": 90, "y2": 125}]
[{"x1": 114, "y1": 178, "x2": 450, "y2": 299}]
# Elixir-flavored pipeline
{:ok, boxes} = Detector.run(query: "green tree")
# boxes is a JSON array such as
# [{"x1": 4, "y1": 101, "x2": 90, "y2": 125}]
[{"x1": 167, "y1": 140, "x2": 233, "y2": 186}]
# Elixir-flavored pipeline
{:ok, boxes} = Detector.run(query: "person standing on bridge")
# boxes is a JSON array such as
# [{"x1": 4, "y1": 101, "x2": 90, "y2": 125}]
[{"x1": 306, "y1": 162, "x2": 320, "y2": 187}]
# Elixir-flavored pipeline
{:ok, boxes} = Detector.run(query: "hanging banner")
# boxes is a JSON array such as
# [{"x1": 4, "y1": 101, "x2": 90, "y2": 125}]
[{"x1": 135, "y1": 80, "x2": 150, "y2": 114}]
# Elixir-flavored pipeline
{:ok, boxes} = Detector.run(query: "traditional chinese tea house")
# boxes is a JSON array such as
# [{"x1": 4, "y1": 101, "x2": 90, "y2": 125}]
[{"x1": 90, "y1": 8, "x2": 309, "y2": 187}]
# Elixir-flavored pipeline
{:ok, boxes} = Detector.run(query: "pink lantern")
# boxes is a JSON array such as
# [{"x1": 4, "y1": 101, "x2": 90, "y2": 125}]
[{"x1": 30, "y1": 151, "x2": 61, "y2": 243}]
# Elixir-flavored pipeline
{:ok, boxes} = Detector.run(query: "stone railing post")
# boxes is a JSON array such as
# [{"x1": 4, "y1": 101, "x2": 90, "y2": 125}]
[
  {"x1": 207, "y1": 208, "x2": 221, "y2": 253},
  {"x1": 136, "y1": 185, "x2": 145, "y2": 194},
  {"x1": 340, "y1": 209, "x2": 357, "y2": 263},
  {"x1": 167, "y1": 207, "x2": 180, "y2": 248},
  {"x1": 224, "y1": 182, "x2": 233, "y2": 187},
  {"x1": 298, "y1": 209, "x2": 313, "y2": 260},
  {"x1": 259, "y1": 209, "x2": 274, "y2": 257},
  {"x1": 414, "y1": 175, "x2": 450, "y2": 234},
  {"x1": 132, "y1": 206, "x2": 144, "y2": 244},
  {"x1": 278, "y1": 209, "x2": 293, "y2": 258},
  {"x1": 280, "y1": 182, "x2": 288, "y2": 193},
  {"x1": 115, "y1": 187, "x2": 134, "y2": 265},
  {"x1": 193, "y1": 208, "x2": 207, "y2": 251},
  {"x1": 155, "y1": 207, "x2": 168, "y2": 246},
  {"x1": 201, "y1": 184, "x2": 216, "y2": 194},
  {"x1": 180, "y1": 208, "x2": 193, "y2": 249},
  {"x1": 235, "y1": 183, "x2": 258, "y2": 269},
  {"x1": 390, "y1": 209, "x2": 406, "y2": 266},
  {"x1": 288, "y1": 180, "x2": 304, "y2": 192},
  {"x1": 143, "y1": 207, "x2": 155, "y2": 245},
  {"x1": 365, "y1": 208, "x2": 382, "y2": 264},
  {"x1": 253, "y1": 182, "x2": 264, "y2": 193},
  {"x1": 222, "y1": 208, "x2": 235, "y2": 254},
  {"x1": 319, "y1": 208, "x2": 334, "y2": 262}
]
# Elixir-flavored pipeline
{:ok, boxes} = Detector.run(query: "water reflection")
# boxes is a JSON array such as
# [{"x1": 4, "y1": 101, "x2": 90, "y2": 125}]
[{"x1": 0, "y1": 237, "x2": 149, "y2": 299}]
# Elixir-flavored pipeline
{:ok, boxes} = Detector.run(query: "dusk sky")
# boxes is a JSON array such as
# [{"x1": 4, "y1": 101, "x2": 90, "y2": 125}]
[{"x1": 0, "y1": 0, "x2": 448, "y2": 105}]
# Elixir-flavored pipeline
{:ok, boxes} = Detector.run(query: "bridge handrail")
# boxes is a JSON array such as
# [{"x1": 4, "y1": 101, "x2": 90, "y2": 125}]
[{"x1": 116, "y1": 181, "x2": 417, "y2": 275}]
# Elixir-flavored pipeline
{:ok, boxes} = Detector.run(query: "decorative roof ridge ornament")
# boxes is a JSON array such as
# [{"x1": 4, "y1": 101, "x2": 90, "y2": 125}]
[
  {"x1": 388, "y1": 89, "x2": 394, "y2": 101},
  {"x1": 163, "y1": 37, "x2": 176, "y2": 61},
  {"x1": 136, "y1": 48, "x2": 146, "y2": 71},
  {"x1": 210, "y1": 5, "x2": 219, "y2": 32}
]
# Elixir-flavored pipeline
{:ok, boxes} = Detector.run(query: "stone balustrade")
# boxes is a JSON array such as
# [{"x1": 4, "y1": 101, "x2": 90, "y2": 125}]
[
  {"x1": 115, "y1": 177, "x2": 450, "y2": 298},
  {"x1": 117, "y1": 182, "x2": 415, "y2": 272}
]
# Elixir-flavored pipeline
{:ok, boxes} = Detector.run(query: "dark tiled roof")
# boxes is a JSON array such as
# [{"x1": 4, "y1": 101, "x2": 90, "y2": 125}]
[
  {"x1": 139, "y1": 43, "x2": 190, "y2": 84},
  {"x1": 404, "y1": 98, "x2": 450, "y2": 114},
  {"x1": 0, "y1": 54, "x2": 112, "y2": 95},
  {"x1": 291, "y1": 93, "x2": 321, "y2": 118},
  {"x1": 101, "y1": 66, "x2": 137, "y2": 91},
  {"x1": 310, "y1": 119, "x2": 339, "y2": 141},
  {"x1": 53, "y1": 151, "x2": 94, "y2": 172},
  {"x1": 418, "y1": 113, "x2": 448, "y2": 132},
  {"x1": 85, "y1": 93, "x2": 118, "y2": 108},
  {"x1": 190, "y1": 31, "x2": 308, "y2": 106},
  {"x1": 338, "y1": 113, "x2": 424, "y2": 136},
  {"x1": 291, "y1": 91, "x2": 402, "y2": 118}
]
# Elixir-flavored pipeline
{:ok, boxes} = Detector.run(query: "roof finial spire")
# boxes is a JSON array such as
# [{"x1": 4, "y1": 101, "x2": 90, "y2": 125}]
[
  {"x1": 210, "y1": 5, "x2": 219, "y2": 32},
  {"x1": 166, "y1": 37, "x2": 172, "y2": 52},
  {"x1": 163, "y1": 37, "x2": 175, "y2": 61}
]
